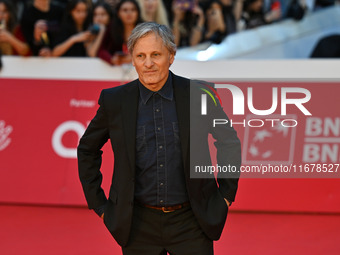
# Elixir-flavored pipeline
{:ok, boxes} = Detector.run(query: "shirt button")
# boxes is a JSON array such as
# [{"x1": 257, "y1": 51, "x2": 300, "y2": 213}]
[
  {"x1": 160, "y1": 164, "x2": 163, "y2": 168},
  {"x1": 160, "y1": 200, "x2": 164, "y2": 203},
  {"x1": 156, "y1": 109, "x2": 160, "y2": 112},
  {"x1": 160, "y1": 183, "x2": 164, "y2": 186},
  {"x1": 157, "y1": 127, "x2": 161, "y2": 131},
  {"x1": 159, "y1": 145, "x2": 163, "y2": 149}
]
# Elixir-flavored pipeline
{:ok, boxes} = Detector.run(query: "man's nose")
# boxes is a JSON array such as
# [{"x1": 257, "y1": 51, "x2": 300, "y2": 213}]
[{"x1": 144, "y1": 56, "x2": 154, "y2": 68}]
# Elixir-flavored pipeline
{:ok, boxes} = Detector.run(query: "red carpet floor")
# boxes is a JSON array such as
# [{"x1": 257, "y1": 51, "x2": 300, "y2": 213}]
[{"x1": 1, "y1": 204, "x2": 339, "y2": 255}]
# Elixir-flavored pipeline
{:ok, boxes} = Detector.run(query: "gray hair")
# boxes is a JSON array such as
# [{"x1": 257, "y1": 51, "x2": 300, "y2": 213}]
[{"x1": 127, "y1": 22, "x2": 177, "y2": 55}]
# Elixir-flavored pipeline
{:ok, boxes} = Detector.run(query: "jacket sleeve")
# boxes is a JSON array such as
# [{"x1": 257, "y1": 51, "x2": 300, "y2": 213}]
[
  {"x1": 208, "y1": 87, "x2": 242, "y2": 203},
  {"x1": 77, "y1": 90, "x2": 110, "y2": 210}
]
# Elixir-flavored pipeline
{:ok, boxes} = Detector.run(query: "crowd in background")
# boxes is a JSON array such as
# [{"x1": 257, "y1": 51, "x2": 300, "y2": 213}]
[{"x1": 0, "y1": 0, "x2": 339, "y2": 65}]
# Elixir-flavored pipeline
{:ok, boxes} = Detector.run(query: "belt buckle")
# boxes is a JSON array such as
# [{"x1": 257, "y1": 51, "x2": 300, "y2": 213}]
[{"x1": 162, "y1": 207, "x2": 175, "y2": 213}]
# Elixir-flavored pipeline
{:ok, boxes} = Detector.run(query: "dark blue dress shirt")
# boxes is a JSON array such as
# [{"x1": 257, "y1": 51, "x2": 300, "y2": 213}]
[{"x1": 134, "y1": 72, "x2": 189, "y2": 207}]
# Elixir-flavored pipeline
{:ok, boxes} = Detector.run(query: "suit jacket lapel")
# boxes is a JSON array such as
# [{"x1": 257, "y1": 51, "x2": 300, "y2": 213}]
[
  {"x1": 172, "y1": 72, "x2": 190, "y2": 170},
  {"x1": 121, "y1": 80, "x2": 139, "y2": 176}
]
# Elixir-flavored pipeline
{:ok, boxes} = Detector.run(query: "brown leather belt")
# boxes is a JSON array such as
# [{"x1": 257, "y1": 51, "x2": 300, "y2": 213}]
[{"x1": 138, "y1": 202, "x2": 190, "y2": 213}]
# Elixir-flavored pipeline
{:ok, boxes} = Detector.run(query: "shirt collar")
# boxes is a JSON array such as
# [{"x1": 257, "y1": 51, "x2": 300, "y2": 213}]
[{"x1": 138, "y1": 72, "x2": 173, "y2": 105}]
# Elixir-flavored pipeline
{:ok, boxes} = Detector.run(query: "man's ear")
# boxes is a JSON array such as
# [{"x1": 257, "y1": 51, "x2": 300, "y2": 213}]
[{"x1": 169, "y1": 53, "x2": 175, "y2": 65}]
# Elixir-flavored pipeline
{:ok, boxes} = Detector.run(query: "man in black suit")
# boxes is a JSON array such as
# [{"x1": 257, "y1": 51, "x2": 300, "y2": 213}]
[{"x1": 78, "y1": 22, "x2": 241, "y2": 255}]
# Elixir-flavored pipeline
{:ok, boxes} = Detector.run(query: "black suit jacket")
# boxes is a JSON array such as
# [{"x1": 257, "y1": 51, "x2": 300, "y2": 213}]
[{"x1": 78, "y1": 72, "x2": 241, "y2": 247}]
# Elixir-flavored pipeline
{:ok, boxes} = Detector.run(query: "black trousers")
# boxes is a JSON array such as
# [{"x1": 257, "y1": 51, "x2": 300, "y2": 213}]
[{"x1": 122, "y1": 203, "x2": 214, "y2": 255}]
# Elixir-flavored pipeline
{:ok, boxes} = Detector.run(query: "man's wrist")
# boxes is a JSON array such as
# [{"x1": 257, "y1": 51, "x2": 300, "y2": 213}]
[
  {"x1": 224, "y1": 198, "x2": 231, "y2": 207},
  {"x1": 94, "y1": 204, "x2": 106, "y2": 217}
]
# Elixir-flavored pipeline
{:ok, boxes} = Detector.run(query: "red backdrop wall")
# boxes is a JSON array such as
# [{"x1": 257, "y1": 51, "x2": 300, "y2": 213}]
[{"x1": 1, "y1": 78, "x2": 339, "y2": 213}]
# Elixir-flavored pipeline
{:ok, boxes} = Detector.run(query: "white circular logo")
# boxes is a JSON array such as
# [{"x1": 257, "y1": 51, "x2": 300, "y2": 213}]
[{"x1": 52, "y1": 121, "x2": 86, "y2": 158}]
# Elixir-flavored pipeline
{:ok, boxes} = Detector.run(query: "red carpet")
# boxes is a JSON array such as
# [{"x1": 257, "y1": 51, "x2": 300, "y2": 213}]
[{"x1": 1, "y1": 204, "x2": 339, "y2": 255}]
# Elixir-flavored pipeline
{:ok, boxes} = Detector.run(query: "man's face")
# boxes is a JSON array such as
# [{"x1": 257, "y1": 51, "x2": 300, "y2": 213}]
[{"x1": 132, "y1": 33, "x2": 175, "y2": 91}]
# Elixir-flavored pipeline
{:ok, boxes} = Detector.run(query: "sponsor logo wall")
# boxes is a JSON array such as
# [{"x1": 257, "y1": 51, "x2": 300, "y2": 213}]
[{"x1": 1, "y1": 78, "x2": 339, "y2": 212}]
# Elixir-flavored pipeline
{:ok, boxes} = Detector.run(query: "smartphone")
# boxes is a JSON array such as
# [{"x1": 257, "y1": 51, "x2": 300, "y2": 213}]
[
  {"x1": 271, "y1": 1, "x2": 281, "y2": 10},
  {"x1": 89, "y1": 24, "x2": 100, "y2": 35},
  {"x1": 0, "y1": 19, "x2": 6, "y2": 30},
  {"x1": 175, "y1": 0, "x2": 195, "y2": 11}
]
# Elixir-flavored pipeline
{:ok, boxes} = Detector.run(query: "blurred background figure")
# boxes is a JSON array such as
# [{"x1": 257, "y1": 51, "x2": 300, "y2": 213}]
[
  {"x1": 172, "y1": 0, "x2": 205, "y2": 47},
  {"x1": 54, "y1": 0, "x2": 69, "y2": 8},
  {"x1": 239, "y1": 0, "x2": 281, "y2": 30},
  {"x1": 97, "y1": 0, "x2": 142, "y2": 65},
  {"x1": 97, "y1": 0, "x2": 121, "y2": 9},
  {"x1": 0, "y1": 0, "x2": 30, "y2": 56},
  {"x1": 92, "y1": 1, "x2": 113, "y2": 26},
  {"x1": 314, "y1": 0, "x2": 337, "y2": 10},
  {"x1": 219, "y1": 0, "x2": 243, "y2": 33},
  {"x1": 204, "y1": 0, "x2": 226, "y2": 44},
  {"x1": 199, "y1": 0, "x2": 243, "y2": 44},
  {"x1": 285, "y1": 0, "x2": 306, "y2": 21},
  {"x1": 87, "y1": 1, "x2": 113, "y2": 57},
  {"x1": 310, "y1": 34, "x2": 340, "y2": 58},
  {"x1": 20, "y1": 0, "x2": 64, "y2": 56},
  {"x1": 52, "y1": 0, "x2": 92, "y2": 57},
  {"x1": 137, "y1": 0, "x2": 169, "y2": 26},
  {"x1": 10, "y1": 0, "x2": 26, "y2": 20},
  {"x1": 263, "y1": 0, "x2": 306, "y2": 21}
]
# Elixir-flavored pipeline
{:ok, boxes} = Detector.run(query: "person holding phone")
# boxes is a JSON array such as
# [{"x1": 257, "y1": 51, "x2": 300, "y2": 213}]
[
  {"x1": 86, "y1": 1, "x2": 113, "y2": 58},
  {"x1": 204, "y1": 0, "x2": 227, "y2": 44},
  {"x1": 172, "y1": 0, "x2": 205, "y2": 47},
  {"x1": 52, "y1": 0, "x2": 92, "y2": 57}
]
